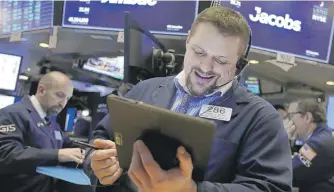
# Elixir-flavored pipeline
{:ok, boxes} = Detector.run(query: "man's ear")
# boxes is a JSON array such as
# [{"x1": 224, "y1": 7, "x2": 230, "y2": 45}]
[
  {"x1": 186, "y1": 36, "x2": 191, "y2": 50},
  {"x1": 305, "y1": 112, "x2": 314, "y2": 123},
  {"x1": 37, "y1": 85, "x2": 46, "y2": 95}
]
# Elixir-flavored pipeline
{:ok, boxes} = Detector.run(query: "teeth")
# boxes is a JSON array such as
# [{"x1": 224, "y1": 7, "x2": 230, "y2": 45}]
[{"x1": 197, "y1": 73, "x2": 212, "y2": 78}]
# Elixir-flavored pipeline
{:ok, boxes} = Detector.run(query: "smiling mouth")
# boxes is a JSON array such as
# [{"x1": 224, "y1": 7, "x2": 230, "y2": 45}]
[{"x1": 194, "y1": 71, "x2": 215, "y2": 80}]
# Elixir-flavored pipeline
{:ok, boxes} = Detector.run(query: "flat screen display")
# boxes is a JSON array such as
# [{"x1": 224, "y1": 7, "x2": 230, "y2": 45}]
[
  {"x1": 62, "y1": 0, "x2": 198, "y2": 35},
  {"x1": 0, "y1": 1, "x2": 53, "y2": 35},
  {"x1": 222, "y1": 1, "x2": 334, "y2": 63},
  {"x1": 0, "y1": 95, "x2": 15, "y2": 109},
  {"x1": 327, "y1": 96, "x2": 334, "y2": 129},
  {"x1": 245, "y1": 77, "x2": 261, "y2": 94},
  {"x1": 0, "y1": 53, "x2": 21, "y2": 91},
  {"x1": 83, "y1": 56, "x2": 124, "y2": 80}
]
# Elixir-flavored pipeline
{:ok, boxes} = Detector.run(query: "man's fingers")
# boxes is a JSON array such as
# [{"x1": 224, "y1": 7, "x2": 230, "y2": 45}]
[
  {"x1": 72, "y1": 156, "x2": 83, "y2": 164},
  {"x1": 94, "y1": 139, "x2": 116, "y2": 149},
  {"x1": 129, "y1": 141, "x2": 152, "y2": 188},
  {"x1": 99, "y1": 167, "x2": 123, "y2": 185},
  {"x1": 176, "y1": 146, "x2": 193, "y2": 177},
  {"x1": 128, "y1": 171, "x2": 143, "y2": 189},
  {"x1": 135, "y1": 140, "x2": 164, "y2": 181},
  {"x1": 128, "y1": 143, "x2": 143, "y2": 187},
  {"x1": 291, "y1": 129, "x2": 298, "y2": 140},
  {"x1": 95, "y1": 162, "x2": 120, "y2": 179},
  {"x1": 284, "y1": 120, "x2": 293, "y2": 129},
  {"x1": 90, "y1": 149, "x2": 117, "y2": 161},
  {"x1": 74, "y1": 150, "x2": 83, "y2": 159},
  {"x1": 91, "y1": 157, "x2": 117, "y2": 170},
  {"x1": 288, "y1": 125, "x2": 296, "y2": 135}
]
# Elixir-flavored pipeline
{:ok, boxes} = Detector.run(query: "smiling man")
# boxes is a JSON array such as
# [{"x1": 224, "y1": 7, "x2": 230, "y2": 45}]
[{"x1": 86, "y1": 6, "x2": 293, "y2": 192}]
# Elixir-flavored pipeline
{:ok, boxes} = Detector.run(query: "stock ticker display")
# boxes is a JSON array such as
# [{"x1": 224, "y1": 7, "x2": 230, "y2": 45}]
[
  {"x1": 62, "y1": 0, "x2": 199, "y2": 35},
  {"x1": 0, "y1": 0, "x2": 53, "y2": 35}
]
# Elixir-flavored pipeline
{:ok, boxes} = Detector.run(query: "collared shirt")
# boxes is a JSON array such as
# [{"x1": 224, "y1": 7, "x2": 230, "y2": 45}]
[
  {"x1": 29, "y1": 95, "x2": 47, "y2": 119},
  {"x1": 169, "y1": 71, "x2": 232, "y2": 116}
]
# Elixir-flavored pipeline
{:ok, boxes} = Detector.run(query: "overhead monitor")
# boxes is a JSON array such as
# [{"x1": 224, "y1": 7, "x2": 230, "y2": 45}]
[
  {"x1": 82, "y1": 56, "x2": 124, "y2": 80},
  {"x1": 62, "y1": 0, "x2": 198, "y2": 35},
  {"x1": 0, "y1": 53, "x2": 22, "y2": 91},
  {"x1": 327, "y1": 96, "x2": 334, "y2": 129},
  {"x1": 0, "y1": 1, "x2": 53, "y2": 35},
  {"x1": 124, "y1": 11, "x2": 166, "y2": 84},
  {"x1": 0, "y1": 95, "x2": 15, "y2": 109},
  {"x1": 222, "y1": 1, "x2": 334, "y2": 63}
]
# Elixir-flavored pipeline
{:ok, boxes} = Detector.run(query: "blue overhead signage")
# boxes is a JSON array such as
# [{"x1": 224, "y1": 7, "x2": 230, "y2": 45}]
[
  {"x1": 62, "y1": 0, "x2": 198, "y2": 35},
  {"x1": 223, "y1": 1, "x2": 334, "y2": 63},
  {"x1": 0, "y1": 1, "x2": 53, "y2": 35}
]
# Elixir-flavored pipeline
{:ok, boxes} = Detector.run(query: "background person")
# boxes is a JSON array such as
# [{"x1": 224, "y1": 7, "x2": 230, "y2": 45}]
[
  {"x1": 286, "y1": 99, "x2": 334, "y2": 192},
  {"x1": 0, "y1": 71, "x2": 85, "y2": 192}
]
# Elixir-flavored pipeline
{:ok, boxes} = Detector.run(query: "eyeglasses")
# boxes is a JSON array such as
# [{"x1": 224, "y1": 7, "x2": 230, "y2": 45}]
[{"x1": 286, "y1": 111, "x2": 302, "y2": 119}]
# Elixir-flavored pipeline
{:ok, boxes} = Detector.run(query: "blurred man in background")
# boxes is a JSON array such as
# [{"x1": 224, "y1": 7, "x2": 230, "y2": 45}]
[
  {"x1": 285, "y1": 98, "x2": 334, "y2": 192},
  {"x1": 0, "y1": 71, "x2": 84, "y2": 192},
  {"x1": 274, "y1": 104, "x2": 288, "y2": 120}
]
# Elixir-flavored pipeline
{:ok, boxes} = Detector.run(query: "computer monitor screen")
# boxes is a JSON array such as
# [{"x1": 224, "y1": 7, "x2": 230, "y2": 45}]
[
  {"x1": 327, "y1": 96, "x2": 334, "y2": 129},
  {"x1": 0, "y1": 1, "x2": 53, "y2": 35},
  {"x1": 62, "y1": 0, "x2": 198, "y2": 35},
  {"x1": 245, "y1": 77, "x2": 261, "y2": 95},
  {"x1": 223, "y1": 1, "x2": 334, "y2": 63},
  {"x1": 0, "y1": 53, "x2": 22, "y2": 91},
  {"x1": 0, "y1": 95, "x2": 15, "y2": 109},
  {"x1": 83, "y1": 56, "x2": 124, "y2": 80},
  {"x1": 124, "y1": 11, "x2": 165, "y2": 84}
]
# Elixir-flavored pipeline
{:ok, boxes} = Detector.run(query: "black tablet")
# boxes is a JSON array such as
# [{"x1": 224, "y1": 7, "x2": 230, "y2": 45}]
[{"x1": 107, "y1": 95, "x2": 216, "y2": 171}]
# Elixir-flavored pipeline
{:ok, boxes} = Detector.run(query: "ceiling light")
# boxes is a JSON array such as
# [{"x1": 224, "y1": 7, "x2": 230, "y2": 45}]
[
  {"x1": 249, "y1": 60, "x2": 259, "y2": 64},
  {"x1": 39, "y1": 43, "x2": 49, "y2": 48},
  {"x1": 90, "y1": 35, "x2": 113, "y2": 40},
  {"x1": 326, "y1": 81, "x2": 334, "y2": 86}
]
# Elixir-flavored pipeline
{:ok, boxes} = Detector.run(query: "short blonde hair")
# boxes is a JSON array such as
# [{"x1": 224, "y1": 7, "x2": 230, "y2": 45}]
[
  {"x1": 296, "y1": 99, "x2": 327, "y2": 124},
  {"x1": 189, "y1": 6, "x2": 250, "y2": 57}
]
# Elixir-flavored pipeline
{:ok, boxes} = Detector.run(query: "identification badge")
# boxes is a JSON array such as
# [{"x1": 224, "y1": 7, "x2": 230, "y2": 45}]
[
  {"x1": 54, "y1": 131, "x2": 62, "y2": 140},
  {"x1": 199, "y1": 105, "x2": 232, "y2": 121}
]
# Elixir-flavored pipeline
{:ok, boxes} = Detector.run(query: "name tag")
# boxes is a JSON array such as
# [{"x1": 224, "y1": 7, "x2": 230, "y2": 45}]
[
  {"x1": 199, "y1": 105, "x2": 232, "y2": 121},
  {"x1": 54, "y1": 131, "x2": 62, "y2": 140}
]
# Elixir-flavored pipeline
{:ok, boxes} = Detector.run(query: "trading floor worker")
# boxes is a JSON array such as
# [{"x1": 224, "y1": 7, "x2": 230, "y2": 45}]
[
  {"x1": 86, "y1": 6, "x2": 292, "y2": 192},
  {"x1": 0, "y1": 71, "x2": 85, "y2": 192},
  {"x1": 285, "y1": 99, "x2": 334, "y2": 192},
  {"x1": 274, "y1": 104, "x2": 288, "y2": 120}
]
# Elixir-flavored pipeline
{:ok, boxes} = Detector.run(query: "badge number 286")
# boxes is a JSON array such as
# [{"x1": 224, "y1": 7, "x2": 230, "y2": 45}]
[
  {"x1": 199, "y1": 105, "x2": 232, "y2": 121},
  {"x1": 207, "y1": 106, "x2": 225, "y2": 114}
]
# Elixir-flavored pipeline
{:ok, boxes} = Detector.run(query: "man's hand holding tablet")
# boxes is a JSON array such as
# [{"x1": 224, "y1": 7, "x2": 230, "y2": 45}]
[
  {"x1": 128, "y1": 140, "x2": 197, "y2": 192},
  {"x1": 90, "y1": 139, "x2": 123, "y2": 185}
]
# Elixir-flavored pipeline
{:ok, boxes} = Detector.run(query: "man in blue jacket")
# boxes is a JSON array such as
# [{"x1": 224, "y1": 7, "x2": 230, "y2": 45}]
[
  {"x1": 285, "y1": 99, "x2": 334, "y2": 192},
  {"x1": 0, "y1": 71, "x2": 84, "y2": 192},
  {"x1": 86, "y1": 6, "x2": 293, "y2": 192}
]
